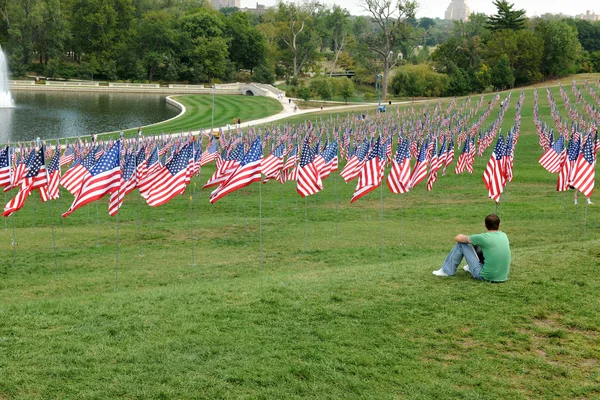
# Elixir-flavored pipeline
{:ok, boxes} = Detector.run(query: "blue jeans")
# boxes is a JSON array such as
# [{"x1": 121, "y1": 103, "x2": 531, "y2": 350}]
[{"x1": 441, "y1": 243, "x2": 484, "y2": 280}]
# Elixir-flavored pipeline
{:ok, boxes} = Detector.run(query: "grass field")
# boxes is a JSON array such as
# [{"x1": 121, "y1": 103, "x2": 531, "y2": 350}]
[
  {"x1": 115, "y1": 94, "x2": 282, "y2": 137},
  {"x1": 1, "y1": 78, "x2": 600, "y2": 399}
]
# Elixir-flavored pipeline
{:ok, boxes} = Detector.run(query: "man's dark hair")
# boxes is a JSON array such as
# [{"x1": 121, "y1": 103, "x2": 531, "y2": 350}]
[{"x1": 485, "y1": 214, "x2": 500, "y2": 230}]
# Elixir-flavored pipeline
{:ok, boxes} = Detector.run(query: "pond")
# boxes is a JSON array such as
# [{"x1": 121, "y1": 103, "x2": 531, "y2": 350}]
[{"x1": 0, "y1": 90, "x2": 180, "y2": 143}]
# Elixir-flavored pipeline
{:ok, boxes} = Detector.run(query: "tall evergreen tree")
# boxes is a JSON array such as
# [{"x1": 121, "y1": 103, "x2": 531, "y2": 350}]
[{"x1": 487, "y1": 0, "x2": 526, "y2": 31}]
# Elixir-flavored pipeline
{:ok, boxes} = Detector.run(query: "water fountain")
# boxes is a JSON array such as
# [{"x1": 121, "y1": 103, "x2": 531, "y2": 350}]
[{"x1": 0, "y1": 45, "x2": 15, "y2": 108}]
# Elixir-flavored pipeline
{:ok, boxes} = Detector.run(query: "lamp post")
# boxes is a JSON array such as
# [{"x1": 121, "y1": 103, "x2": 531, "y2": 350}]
[
  {"x1": 211, "y1": 84, "x2": 216, "y2": 135},
  {"x1": 377, "y1": 74, "x2": 382, "y2": 107}
]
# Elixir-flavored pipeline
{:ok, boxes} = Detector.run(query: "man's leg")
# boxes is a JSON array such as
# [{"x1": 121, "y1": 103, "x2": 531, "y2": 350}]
[
  {"x1": 460, "y1": 244, "x2": 484, "y2": 280},
  {"x1": 440, "y1": 243, "x2": 482, "y2": 276}
]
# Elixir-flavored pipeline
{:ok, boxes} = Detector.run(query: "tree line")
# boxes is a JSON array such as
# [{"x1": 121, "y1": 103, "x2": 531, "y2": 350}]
[{"x1": 0, "y1": 0, "x2": 598, "y2": 99}]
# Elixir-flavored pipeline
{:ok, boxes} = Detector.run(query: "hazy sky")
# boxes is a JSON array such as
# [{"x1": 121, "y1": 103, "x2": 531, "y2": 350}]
[{"x1": 240, "y1": 0, "x2": 599, "y2": 19}]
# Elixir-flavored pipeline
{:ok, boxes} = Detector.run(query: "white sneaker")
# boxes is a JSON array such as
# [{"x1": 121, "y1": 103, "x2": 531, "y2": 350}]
[
  {"x1": 463, "y1": 265, "x2": 471, "y2": 274},
  {"x1": 432, "y1": 268, "x2": 449, "y2": 277},
  {"x1": 587, "y1": 199, "x2": 593, "y2": 205}
]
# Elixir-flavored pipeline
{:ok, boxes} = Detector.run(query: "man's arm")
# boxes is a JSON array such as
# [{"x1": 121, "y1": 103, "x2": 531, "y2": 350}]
[{"x1": 455, "y1": 234, "x2": 471, "y2": 244}]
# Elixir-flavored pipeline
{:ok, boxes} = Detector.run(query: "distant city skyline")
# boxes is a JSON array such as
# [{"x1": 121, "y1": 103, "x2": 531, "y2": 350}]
[{"x1": 239, "y1": 0, "x2": 599, "y2": 19}]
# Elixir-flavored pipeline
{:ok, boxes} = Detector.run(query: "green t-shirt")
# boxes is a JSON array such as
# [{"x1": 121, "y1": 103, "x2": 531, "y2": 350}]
[{"x1": 469, "y1": 231, "x2": 511, "y2": 282}]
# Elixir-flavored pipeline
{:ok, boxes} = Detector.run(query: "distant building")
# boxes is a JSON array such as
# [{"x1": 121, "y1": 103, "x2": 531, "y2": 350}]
[
  {"x1": 239, "y1": 3, "x2": 267, "y2": 14},
  {"x1": 210, "y1": 0, "x2": 240, "y2": 10},
  {"x1": 444, "y1": 0, "x2": 471, "y2": 21},
  {"x1": 578, "y1": 10, "x2": 600, "y2": 21}
]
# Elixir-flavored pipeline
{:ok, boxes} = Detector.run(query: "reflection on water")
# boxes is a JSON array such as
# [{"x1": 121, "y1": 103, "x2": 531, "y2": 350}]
[
  {"x1": 0, "y1": 107, "x2": 12, "y2": 144},
  {"x1": 1, "y1": 91, "x2": 180, "y2": 142}
]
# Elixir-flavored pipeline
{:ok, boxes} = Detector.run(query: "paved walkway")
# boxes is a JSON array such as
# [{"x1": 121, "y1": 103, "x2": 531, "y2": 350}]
[{"x1": 183, "y1": 95, "x2": 426, "y2": 137}]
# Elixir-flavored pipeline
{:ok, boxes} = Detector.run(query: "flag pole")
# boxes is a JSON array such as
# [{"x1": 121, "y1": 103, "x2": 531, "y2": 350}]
[
  {"x1": 243, "y1": 187, "x2": 247, "y2": 246},
  {"x1": 189, "y1": 193, "x2": 195, "y2": 267},
  {"x1": 399, "y1": 194, "x2": 404, "y2": 247},
  {"x1": 31, "y1": 192, "x2": 35, "y2": 232},
  {"x1": 380, "y1": 182, "x2": 384, "y2": 262},
  {"x1": 96, "y1": 201, "x2": 101, "y2": 247},
  {"x1": 259, "y1": 180, "x2": 263, "y2": 274},
  {"x1": 334, "y1": 171, "x2": 338, "y2": 238},
  {"x1": 235, "y1": 190, "x2": 239, "y2": 226},
  {"x1": 11, "y1": 214, "x2": 17, "y2": 267},
  {"x1": 58, "y1": 187, "x2": 64, "y2": 235},
  {"x1": 3, "y1": 192, "x2": 6, "y2": 230},
  {"x1": 48, "y1": 200, "x2": 58, "y2": 276},
  {"x1": 584, "y1": 200, "x2": 588, "y2": 240},
  {"x1": 137, "y1": 191, "x2": 142, "y2": 256},
  {"x1": 115, "y1": 192, "x2": 121, "y2": 291},
  {"x1": 304, "y1": 196, "x2": 308, "y2": 252}
]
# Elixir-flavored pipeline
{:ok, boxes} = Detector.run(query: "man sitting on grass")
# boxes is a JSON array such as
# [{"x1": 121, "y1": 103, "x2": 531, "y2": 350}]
[{"x1": 432, "y1": 214, "x2": 511, "y2": 282}]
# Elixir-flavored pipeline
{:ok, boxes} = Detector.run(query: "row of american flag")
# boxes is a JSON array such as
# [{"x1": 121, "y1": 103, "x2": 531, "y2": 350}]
[
  {"x1": 4, "y1": 82, "x2": 595, "y2": 217},
  {"x1": 536, "y1": 81, "x2": 599, "y2": 198}
]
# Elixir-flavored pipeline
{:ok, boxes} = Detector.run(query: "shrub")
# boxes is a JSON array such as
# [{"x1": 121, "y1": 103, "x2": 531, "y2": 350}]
[
  {"x1": 253, "y1": 65, "x2": 275, "y2": 84},
  {"x1": 309, "y1": 77, "x2": 333, "y2": 100},
  {"x1": 390, "y1": 64, "x2": 449, "y2": 97}
]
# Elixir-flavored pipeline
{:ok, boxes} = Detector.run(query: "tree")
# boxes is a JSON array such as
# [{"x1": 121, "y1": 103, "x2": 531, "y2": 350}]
[
  {"x1": 390, "y1": 64, "x2": 448, "y2": 97},
  {"x1": 310, "y1": 76, "x2": 333, "y2": 100},
  {"x1": 490, "y1": 54, "x2": 514, "y2": 90},
  {"x1": 570, "y1": 19, "x2": 600, "y2": 53},
  {"x1": 324, "y1": 5, "x2": 350, "y2": 77},
  {"x1": 358, "y1": 0, "x2": 417, "y2": 100},
  {"x1": 135, "y1": 10, "x2": 176, "y2": 81},
  {"x1": 253, "y1": 64, "x2": 275, "y2": 84},
  {"x1": 535, "y1": 19, "x2": 581, "y2": 78},
  {"x1": 224, "y1": 12, "x2": 267, "y2": 73},
  {"x1": 276, "y1": 1, "x2": 322, "y2": 79},
  {"x1": 485, "y1": 29, "x2": 542, "y2": 85},
  {"x1": 487, "y1": 0, "x2": 526, "y2": 31},
  {"x1": 337, "y1": 78, "x2": 354, "y2": 103}
]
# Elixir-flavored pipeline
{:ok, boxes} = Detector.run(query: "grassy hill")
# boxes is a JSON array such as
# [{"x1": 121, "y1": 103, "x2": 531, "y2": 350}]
[{"x1": 0, "y1": 79, "x2": 599, "y2": 399}]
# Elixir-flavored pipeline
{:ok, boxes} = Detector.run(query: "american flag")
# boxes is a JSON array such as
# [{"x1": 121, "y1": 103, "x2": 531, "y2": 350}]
[
  {"x1": 454, "y1": 136, "x2": 470, "y2": 175},
  {"x1": 135, "y1": 146, "x2": 147, "y2": 184},
  {"x1": 46, "y1": 144, "x2": 61, "y2": 200},
  {"x1": 408, "y1": 139, "x2": 429, "y2": 189},
  {"x1": 200, "y1": 139, "x2": 219, "y2": 166},
  {"x1": 443, "y1": 136, "x2": 454, "y2": 176},
  {"x1": 203, "y1": 143, "x2": 244, "y2": 189},
  {"x1": 61, "y1": 146, "x2": 97, "y2": 195},
  {"x1": 0, "y1": 146, "x2": 10, "y2": 188},
  {"x1": 296, "y1": 139, "x2": 323, "y2": 197},
  {"x1": 387, "y1": 138, "x2": 411, "y2": 194},
  {"x1": 350, "y1": 136, "x2": 384, "y2": 203},
  {"x1": 539, "y1": 135, "x2": 565, "y2": 174},
  {"x1": 483, "y1": 134, "x2": 505, "y2": 203},
  {"x1": 320, "y1": 140, "x2": 339, "y2": 179},
  {"x1": 427, "y1": 138, "x2": 446, "y2": 191},
  {"x1": 282, "y1": 143, "x2": 298, "y2": 172},
  {"x1": 3, "y1": 147, "x2": 49, "y2": 217},
  {"x1": 63, "y1": 141, "x2": 122, "y2": 218},
  {"x1": 139, "y1": 147, "x2": 161, "y2": 198},
  {"x1": 261, "y1": 142, "x2": 286, "y2": 181},
  {"x1": 60, "y1": 144, "x2": 75, "y2": 167},
  {"x1": 341, "y1": 139, "x2": 370, "y2": 183},
  {"x1": 571, "y1": 134, "x2": 596, "y2": 197},
  {"x1": 6, "y1": 149, "x2": 34, "y2": 192},
  {"x1": 108, "y1": 152, "x2": 138, "y2": 216},
  {"x1": 145, "y1": 143, "x2": 193, "y2": 207},
  {"x1": 503, "y1": 132, "x2": 514, "y2": 183},
  {"x1": 210, "y1": 137, "x2": 262, "y2": 204},
  {"x1": 557, "y1": 135, "x2": 580, "y2": 191}
]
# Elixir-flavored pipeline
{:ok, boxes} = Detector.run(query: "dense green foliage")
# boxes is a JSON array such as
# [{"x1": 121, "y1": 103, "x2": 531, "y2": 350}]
[
  {"x1": 390, "y1": 64, "x2": 449, "y2": 97},
  {"x1": 0, "y1": 0, "x2": 599, "y2": 98},
  {"x1": 1, "y1": 81, "x2": 600, "y2": 398}
]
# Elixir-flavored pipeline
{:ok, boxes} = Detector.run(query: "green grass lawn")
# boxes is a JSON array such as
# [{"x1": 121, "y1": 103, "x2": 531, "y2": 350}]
[
  {"x1": 114, "y1": 95, "x2": 282, "y2": 138},
  {"x1": 1, "y1": 80, "x2": 600, "y2": 399}
]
